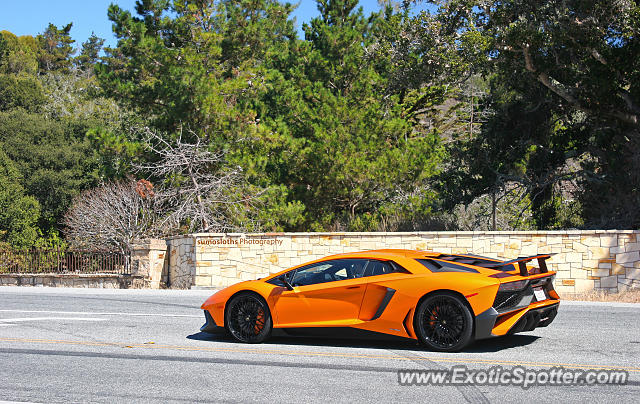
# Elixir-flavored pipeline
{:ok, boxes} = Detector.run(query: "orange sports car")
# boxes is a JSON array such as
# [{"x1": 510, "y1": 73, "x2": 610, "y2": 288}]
[{"x1": 200, "y1": 249, "x2": 560, "y2": 352}]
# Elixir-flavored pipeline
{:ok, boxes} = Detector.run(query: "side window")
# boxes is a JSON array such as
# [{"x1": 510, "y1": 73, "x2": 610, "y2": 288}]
[
  {"x1": 365, "y1": 260, "x2": 408, "y2": 277},
  {"x1": 290, "y1": 259, "x2": 369, "y2": 287}
]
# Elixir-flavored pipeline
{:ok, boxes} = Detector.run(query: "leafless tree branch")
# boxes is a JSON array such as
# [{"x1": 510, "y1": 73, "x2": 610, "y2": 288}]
[
  {"x1": 63, "y1": 179, "x2": 168, "y2": 253},
  {"x1": 133, "y1": 127, "x2": 263, "y2": 233}
]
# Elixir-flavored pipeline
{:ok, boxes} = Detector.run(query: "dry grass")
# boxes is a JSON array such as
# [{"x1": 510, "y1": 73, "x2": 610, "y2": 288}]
[{"x1": 559, "y1": 289, "x2": 640, "y2": 303}]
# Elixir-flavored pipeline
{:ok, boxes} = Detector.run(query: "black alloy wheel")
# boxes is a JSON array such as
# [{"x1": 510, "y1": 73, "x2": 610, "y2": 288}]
[
  {"x1": 225, "y1": 293, "x2": 273, "y2": 343},
  {"x1": 415, "y1": 293, "x2": 473, "y2": 352}
]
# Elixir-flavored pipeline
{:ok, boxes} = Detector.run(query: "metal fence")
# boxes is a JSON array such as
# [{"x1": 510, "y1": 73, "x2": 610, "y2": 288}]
[{"x1": 0, "y1": 249, "x2": 131, "y2": 274}]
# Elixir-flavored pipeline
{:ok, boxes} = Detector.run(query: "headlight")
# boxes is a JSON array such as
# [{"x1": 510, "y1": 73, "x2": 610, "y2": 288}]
[{"x1": 498, "y1": 280, "x2": 529, "y2": 292}]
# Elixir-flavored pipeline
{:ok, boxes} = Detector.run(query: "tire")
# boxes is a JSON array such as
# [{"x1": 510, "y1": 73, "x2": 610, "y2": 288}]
[
  {"x1": 225, "y1": 292, "x2": 273, "y2": 343},
  {"x1": 414, "y1": 292, "x2": 474, "y2": 352}
]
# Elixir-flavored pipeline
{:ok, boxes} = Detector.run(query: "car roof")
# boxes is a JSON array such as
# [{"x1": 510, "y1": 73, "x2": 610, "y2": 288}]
[
  {"x1": 324, "y1": 249, "x2": 510, "y2": 270},
  {"x1": 262, "y1": 248, "x2": 544, "y2": 281}
]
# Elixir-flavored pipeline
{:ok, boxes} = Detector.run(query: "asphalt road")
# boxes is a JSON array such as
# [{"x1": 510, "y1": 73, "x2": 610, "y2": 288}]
[{"x1": 0, "y1": 287, "x2": 638, "y2": 404}]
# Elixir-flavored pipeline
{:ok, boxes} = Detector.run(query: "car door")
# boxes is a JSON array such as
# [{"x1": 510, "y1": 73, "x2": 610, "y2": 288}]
[
  {"x1": 270, "y1": 258, "x2": 369, "y2": 327},
  {"x1": 357, "y1": 259, "x2": 412, "y2": 321}
]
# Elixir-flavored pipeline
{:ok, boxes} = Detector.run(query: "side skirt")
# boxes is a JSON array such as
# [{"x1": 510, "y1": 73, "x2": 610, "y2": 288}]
[{"x1": 280, "y1": 326, "x2": 416, "y2": 343}]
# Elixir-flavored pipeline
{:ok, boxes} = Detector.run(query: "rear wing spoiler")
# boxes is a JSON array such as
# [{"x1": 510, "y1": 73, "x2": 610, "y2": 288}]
[{"x1": 486, "y1": 254, "x2": 553, "y2": 276}]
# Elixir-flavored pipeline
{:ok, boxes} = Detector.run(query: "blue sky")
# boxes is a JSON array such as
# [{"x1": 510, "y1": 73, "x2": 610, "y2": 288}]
[{"x1": 0, "y1": 1, "x2": 384, "y2": 48}]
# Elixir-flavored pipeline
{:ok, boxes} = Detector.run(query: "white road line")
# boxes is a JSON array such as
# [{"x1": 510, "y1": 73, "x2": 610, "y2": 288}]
[
  {"x1": 0, "y1": 401, "x2": 43, "y2": 404},
  {"x1": 0, "y1": 309, "x2": 202, "y2": 318},
  {"x1": 0, "y1": 317, "x2": 107, "y2": 323}
]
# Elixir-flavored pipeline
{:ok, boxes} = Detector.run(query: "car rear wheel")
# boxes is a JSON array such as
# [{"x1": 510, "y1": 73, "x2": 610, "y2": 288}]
[
  {"x1": 414, "y1": 293, "x2": 474, "y2": 352},
  {"x1": 225, "y1": 292, "x2": 273, "y2": 343}
]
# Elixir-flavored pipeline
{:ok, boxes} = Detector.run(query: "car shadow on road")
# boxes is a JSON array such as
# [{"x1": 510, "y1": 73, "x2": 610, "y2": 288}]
[
  {"x1": 466, "y1": 335, "x2": 540, "y2": 352},
  {"x1": 188, "y1": 330, "x2": 421, "y2": 350},
  {"x1": 187, "y1": 330, "x2": 540, "y2": 353}
]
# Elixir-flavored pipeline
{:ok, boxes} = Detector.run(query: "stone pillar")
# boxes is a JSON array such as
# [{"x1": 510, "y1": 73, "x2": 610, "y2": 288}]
[
  {"x1": 131, "y1": 239, "x2": 169, "y2": 289},
  {"x1": 166, "y1": 236, "x2": 196, "y2": 289}
]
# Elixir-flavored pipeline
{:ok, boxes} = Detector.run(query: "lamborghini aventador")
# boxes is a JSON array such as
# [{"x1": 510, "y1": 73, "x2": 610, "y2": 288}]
[{"x1": 200, "y1": 249, "x2": 560, "y2": 352}]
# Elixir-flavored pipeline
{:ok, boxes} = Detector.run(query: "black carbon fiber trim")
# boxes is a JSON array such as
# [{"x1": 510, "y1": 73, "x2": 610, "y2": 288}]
[
  {"x1": 200, "y1": 310, "x2": 224, "y2": 333},
  {"x1": 475, "y1": 307, "x2": 499, "y2": 340},
  {"x1": 370, "y1": 288, "x2": 396, "y2": 321},
  {"x1": 416, "y1": 259, "x2": 479, "y2": 273},
  {"x1": 488, "y1": 272, "x2": 516, "y2": 278},
  {"x1": 518, "y1": 262, "x2": 528, "y2": 276},
  {"x1": 507, "y1": 303, "x2": 559, "y2": 334},
  {"x1": 493, "y1": 285, "x2": 534, "y2": 313}
]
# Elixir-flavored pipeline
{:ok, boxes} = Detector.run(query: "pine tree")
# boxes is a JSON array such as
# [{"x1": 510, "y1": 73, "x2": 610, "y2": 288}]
[
  {"x1": 74, "y1": 33, "x2": 105, "y2": 73},
  {"x1": 37, "y1": 23, "x2": 75, "y2": 72}
]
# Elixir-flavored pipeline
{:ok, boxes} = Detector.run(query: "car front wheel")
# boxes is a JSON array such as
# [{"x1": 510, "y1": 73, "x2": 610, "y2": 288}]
[{"x1": 225, "y1": 292, "x2": 273, "y2": 343}]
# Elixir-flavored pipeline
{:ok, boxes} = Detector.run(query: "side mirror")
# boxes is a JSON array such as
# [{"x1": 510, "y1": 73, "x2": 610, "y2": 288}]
[{"x1": 279, "y1": 275, "x2": 294, "y2": 291}]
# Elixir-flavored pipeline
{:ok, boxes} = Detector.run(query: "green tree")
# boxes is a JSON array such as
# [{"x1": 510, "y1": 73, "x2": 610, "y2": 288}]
[
  {"x1": 0, "y1": 31, "x2": 39, "y2": 75},
  {"x1": 424, "y1": 0, "x2": 640, "y2": 228},
  {"x1": 439, "y1": 73, "x2": 576, "y2": 229},
  {"x1": 97, "y1": 0, "x2": 304, "y2": 231},
  {"x1": 250, "y1": 0, "x2": 446, "y2": 230},
  {"x1": 0, "y1": 28, "x2": 130, "y2": 246},
  {"x1": 37, "y1": 23, "x2": 75, "y2": 72},
  {"x1": 0, "y1": 73, "x2": 46, "y2": 112},
  {"x1": 98, "y1": 0, "x2": 295, "y2": 135},
  {"x1": 0, "y1": 33, "x2": 7, "y2": 61},
  {"x1": 0, "y1": 148, "x2": 40, "y2": 247},
  {"x1": 0, "y1": 109, "x2": 98, "y2": 235},
  {"x1": 74, "y1": 33, "x2": 105, "y2": 73}
]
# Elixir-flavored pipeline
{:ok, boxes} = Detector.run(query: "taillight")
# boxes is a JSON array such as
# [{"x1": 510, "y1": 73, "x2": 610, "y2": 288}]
[
  {"x1": 498, "y1": 280, "x2": 529, "y2": 292},
  {"x1": 530, "y1": 274, "x2": 556, "y2": 288}
]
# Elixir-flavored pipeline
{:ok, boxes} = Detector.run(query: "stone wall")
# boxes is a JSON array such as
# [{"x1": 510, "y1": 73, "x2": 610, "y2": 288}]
[
  {"x1": 0, "y1": 273, "x2": 141, "y2": 288},
  {"x1": 166, "y1": 231, "x2": 640, "y2": 294}
]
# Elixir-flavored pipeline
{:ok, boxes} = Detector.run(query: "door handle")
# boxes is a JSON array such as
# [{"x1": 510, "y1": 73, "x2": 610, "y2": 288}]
[{"x1": 346, "y1": 286, "x2": 361, "y2": 289}]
